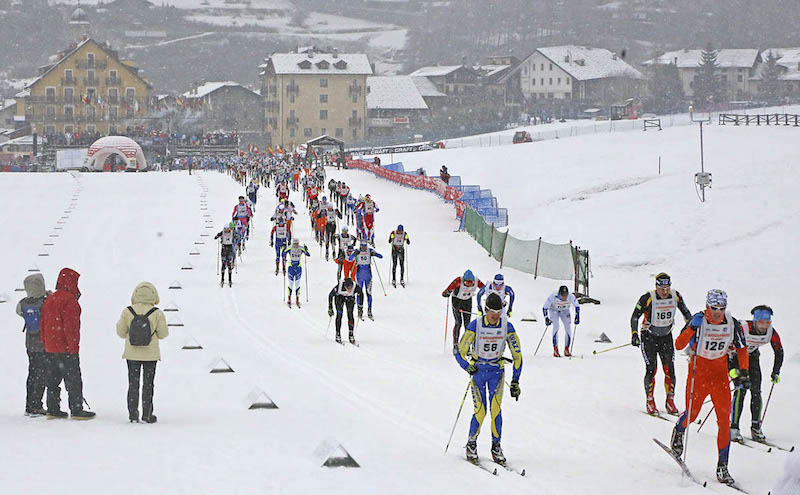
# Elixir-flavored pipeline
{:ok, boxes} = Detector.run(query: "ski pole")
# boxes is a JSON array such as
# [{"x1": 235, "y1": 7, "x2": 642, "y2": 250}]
[
  {"x1": 533, "y1": 323, "x2": 549, "y2": 356},
  {"x1": 592, "y1": 343, "x2": 631, "y2": 355},
  {"x1": 371, "y1": 257, "x2": 387, "y2": 296},
  {"x1": 697, "y1": 405, "x2": 715, "y2": 433},
  {"x1": 304, "y1": 253, "x2": 309, "y2": 303},
  {"x1": 682, "y1": 332, "x2": 702, "y2": 468},
  {"x1": 282, "y1": 263, "x2": 286, "y2": 301},
  {"x1": 444, "y1": 381, "x2": 471, "y2": 455},
  {"x1": 760, "y1": 382, "x2": 775, "y2": 424},
  {"x1": 570, "y1": 322, "x2": 579, "y2": 355},
  {"x1": 325, "y1": 313, "x2": 333, "y2": 337},
  {"x1": 216, "y1": 240, "x2": 220, "y2": 276},
  {"x1": 444, "y1": 297, "x2": 450, "y2": 354},
  {"x1": 405, "y1": 245, "x2": 409, "y2": 285}
]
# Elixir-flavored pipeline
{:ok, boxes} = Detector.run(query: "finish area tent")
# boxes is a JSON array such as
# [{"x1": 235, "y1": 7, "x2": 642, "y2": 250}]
[{"x1": 85, "y1": 136, "x2": 148, "y2": 171}]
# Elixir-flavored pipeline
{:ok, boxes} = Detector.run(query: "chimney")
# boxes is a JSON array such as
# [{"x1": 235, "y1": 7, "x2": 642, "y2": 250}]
[
  {"x1": 612, "y1": 53, "x2": 618, "y2": 60},
  {"x1": 461, "y1": 55, "x2": 467, "y2": 66},
  {"x1": 308, "y1": 47, "x2": 314, "y2": 58},
  {"x1": 333, "y1": 48, "x2": 338, "y2": 58},
  {"x1": 674, "y1": 57, "x2": 678, "y2": 64}
]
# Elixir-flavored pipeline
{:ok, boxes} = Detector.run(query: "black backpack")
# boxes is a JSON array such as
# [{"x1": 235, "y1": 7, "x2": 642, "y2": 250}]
[{"x1": 128, "y1": 306, "x2": 158, "y2": 346}]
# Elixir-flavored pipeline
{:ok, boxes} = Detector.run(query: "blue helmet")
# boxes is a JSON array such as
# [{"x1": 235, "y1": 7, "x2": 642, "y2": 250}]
[
  {"x1": 463, "y1": 269, "x2": 475, "y2": 282},
  {"x1": 397, "y1": 224, "x2": 404, "y2": 232},
  {"x1": 322, "y1": 196, "x2": 327, "y2": 201},
  {"x1": 492, "y1": 274, "x2": 504, "y2": 286}
]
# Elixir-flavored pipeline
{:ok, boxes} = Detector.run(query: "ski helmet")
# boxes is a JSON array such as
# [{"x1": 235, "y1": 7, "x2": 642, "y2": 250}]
[
  {"x1": 492, "y1": 274, "x2": 504, "y2": 287},
  {"x1": 365, "y1": 194, "x2": 371, "y2": 199},
  {"x1": 239, "y1": 196, "x2": 245, "y2": 201},
  {"x1": 558, "y1": 285, "x2": 569, "y2": 297},
  {"x1": 655, "y1": 272, "x2": 671, "y2": 287},
  {"x1": 322, "y1": 196, "x2": 327, "y2": 202},
  {"x1": 343, "y1": 277, "x2": 354, "y2": 290},
  {"x1": 342, "y1": 225, "x2": 349, "y2": 233},
  {"x1": 463, "y1": 269, "x2": 475, "y2": 282},
  {"x1": 706, "y1": 289, "x2": 728, "y2": 308},
  {"x1": 397, "y1": 224, "x2": 404, "y2": 232},
  {"x1": 223, "y1": 224, "x2": 231, "y2": 231},
  {"x1": 751, "y1": 305, "x2": 773, "y2": 322},
  {"x1": 292, "y1": 238, "x2": 299, "y2": 246},
  {"x1": 486, "y1": 293, "x2": 503, "y2": 312},
  {"x1": 360, "y1": 240, "x2": 368, "y2": 250}
]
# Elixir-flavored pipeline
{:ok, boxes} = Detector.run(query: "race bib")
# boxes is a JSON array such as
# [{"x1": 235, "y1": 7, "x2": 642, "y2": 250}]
[
  {"x1": 475, "y1": 316, "x2": 508, "y2": 360},
  {"x1": 650, "y1": 291, "x2": 677, "y2": 328},
  {"x1": 697, "y1": 312, "x2": 735, "y2": 360}
]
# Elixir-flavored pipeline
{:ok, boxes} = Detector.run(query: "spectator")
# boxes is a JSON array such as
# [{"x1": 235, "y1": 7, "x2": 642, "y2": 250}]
[
  {"x1": 15, "y1": 273, "x2": 51, "y2": 416},
  {"x1": 116, "y1": 282, "x2": 168, "y2": 423},
  {"x1": 39, "y1": 267, "x2": 95, "y2": 420}
]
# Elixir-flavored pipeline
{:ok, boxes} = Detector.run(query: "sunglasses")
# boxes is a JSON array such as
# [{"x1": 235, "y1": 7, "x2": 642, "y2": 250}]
[
  {"x1": 486, "y1": 307, "x2": 502, "y2": 314},
  {"x1": 463, "y1": 280, "x2": 475, "y2": 287},
  {"x1": 708, "y1": 305, "x2": 726, "y2": 311}
]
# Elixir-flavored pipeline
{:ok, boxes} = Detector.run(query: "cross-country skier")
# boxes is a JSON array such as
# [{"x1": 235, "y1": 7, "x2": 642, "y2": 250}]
[
  {"x1": 543, "y1": 285, "x2": 580, "y2": 357},
  {"x1": 443, "y1": 270, "x2": 485, "y2": 355},
  {"x1": 232, "y1": 196, "x2": 252, "y2": 238},
  {"x1": 345, "y1": 194, "x2": 356, "y2": 226},
  {"x1": 327, "y1": 277, "x2": 364, "y2": 344},
  {"x1": 630, "y1": 272, "x2": 693, "y2": 415},
  {"x1": 335, "y1": 244, "x2": 358, "y2": 282},
  {"x1": 477, "y1": 274, "x2": 515, "y2": 317},
  {"x1": 324, "y1": 200, "x2": 342, "y2": 261},
  {"x1": 214, "y1": 224, "x2": 235, "y2": 287},
  {"x1": 455, "y1": 293, "x2": 523, "y2": 466},
  {"x1": 246, "y1": 180, "x2": 258, "y2": 205},
  {"x1": 668, "y1": 289, "x2": 749, "y2": 485},
  {"x1": 347, "y1": 240, "x2": 382, "y2": 320},
  {"x1": 728, "y1": 305, "x2": 784, "y2": 443},
  {"x1": 334, "y1": 225, "x2": 356, "y2": 280},
  {"x1": 276, "y1": 180, "x2": 289, "y2": 201},
  {"x1": 270, "y1": 217, "x2": 292, "y2": 275},
  {"x1": 355, "y1": 194, "x2": 379, "y2": 244},
  {"x1": 388, "y1": 225, "x2": 410, "y2": 287},
  {"x1": 281, "y1": 239, "x2": 310, "y2": 308},
  {"x1": 234, "y1": 218, "x2": 247, "y2": 253}
]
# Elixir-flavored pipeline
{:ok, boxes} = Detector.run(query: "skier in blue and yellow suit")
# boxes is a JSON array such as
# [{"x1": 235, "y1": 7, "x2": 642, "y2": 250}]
[{"x1": 455, "y1": 292, "x2": 523, "y2": 464}]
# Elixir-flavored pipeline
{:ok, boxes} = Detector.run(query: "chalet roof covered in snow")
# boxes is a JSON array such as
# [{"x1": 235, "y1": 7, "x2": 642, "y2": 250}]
[
  {"x1": 182, "y1": 81, "x2": 257, "y2": 99},
  {"x1": 367, "y1": 76, "x2": 428, "y2": 110},
  {"x1": 536, "y1": 46, "x2": 644, "y2": 81},
  {"x1": 408, "y1": 65, "x2": 462, "y2": 78},
  {"x1": 263, "y1": 52, "x2": 372, "y2": 76},
  {"x1": 411, "y1": 76, "x2": 445, "y2": 97},
  {"x1": 644, "y1": 49, "x2": 761, "y2": 68}
]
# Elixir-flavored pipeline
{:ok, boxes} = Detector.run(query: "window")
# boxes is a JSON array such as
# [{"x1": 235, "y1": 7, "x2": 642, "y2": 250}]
[
  {"x1": 86, "y1": 88, "x2": 96, "y2": 102},
  {"x1": 565, "y1": 93, "x2": 572, "y2": 99},
  {"x1": 320, "y1": 94, "x2": 328, "y2": 103},
  {"x1": 320, "y1": 110, "x2": 328, "y2": 120},
  {"x1": 352, "y1": 129, "x2": 357, "y2": 139},
  {"x1": 109, "y1": 106, "x2": 117, "y2": 120},
  {"x1": 126, "y1": 108, "x2": 134, "y2": 118},
  {"x1": 46, "y1": 106, "x2": 55, "y2": 118},
  {"x1": 64, "y1": 87, "x2": 74, "y2": 101},
  {"x1": 523, "y1": 66, "x2": 527, "y2": 75},
  {"x1": 109, "y1": 126, "x2": 117, "y2": 135},
  {"x1": 87, "y1": 53, "x2": 95, "y2": 68},
  {"x1": 532, "y1": 64, "x2": 536, "y2": 72},
  {"x1": 64, "y1": 125, "x2": 73, "y2": 133},
  {"x1": 352, "y1": 94, "x2": 358, "y2": 103},
  {"x1": 549, "y1": 63, "x2": 553, "y2": 71},
  {"x1": 46, "y1": 87, "x2": 56, "y2": 102},
  {"x1": 549, "y1": 78, "x2": 553, "y2": 85},
  {"x1": 109, "y1": 70, "x2": 117, "y2": 80},
  {"x1": 558, "y1": 78, "x2": 561, "y2": 84},
  {"x1": 352, "y1": 110, "x2": 358, "y2": 118},
  {"x1": 532, "y1": 78, "x2": 536, "y2": 86},
  {"x1": 289, "y1": 94, "x2": 295, "y2": 103},
  {"x1": 304, "y1": 127, "x2": 312, "y2": 137},
  {"x1": 46, "y1": 125, "x2": 55, "y2": 133},
  {"x1": 540, "y1": 64, "x2": 544, "y2": 70},
  {"x1": 320, "y1": 78, "x2": 328, "y2": 88},
  {"x1": 737, "y1": 74, "x2": 743, "y2": 82},
  {"x1": 88, "y1": 70, "x2": 95, "y2": 82},
  {"x1": 87, "y1": 124, "x2": 96, "y2": 134},
  {"x1": 335, "y1": 128, "x2": 343, "y2": 137},
  {"x1": 541, "y1": 78, "x2": 544, "y2": 85},
  {"x1": 321, "y1": 128, "x2": 326, "y2": 135},
  {"x1": 548, "y1": 93, "x2": 554, "y2": 98},
  {"x1": 65, "y1": 69, "x2": 73, "y2": 79},
  {"x1": 126, "y1": 88, "x2": 135, "y2": 99},
  {"x1": 108, "y1": 88, "x2": 118, "y2": 103},
  {"x1": 64, "y1": 106, "x2": 74, "y2": 117},
  {"x1": 290, "y1": 127, "x2": 295, "y2": 138},
  {"x1": 567, "y1": 78, "x2": 571, "y2": 85}
]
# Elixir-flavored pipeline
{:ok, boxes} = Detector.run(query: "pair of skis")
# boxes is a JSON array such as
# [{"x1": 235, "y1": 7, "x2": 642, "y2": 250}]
[
  {"x1": 391, "y1": 280, "x2": 405, "y2": 288},
  {"x1": 653, "y1": 438, "x2": 748, "y2": 493},
  {"x1": 467, "y1": 458, "x2": 526, "y2": 477}
]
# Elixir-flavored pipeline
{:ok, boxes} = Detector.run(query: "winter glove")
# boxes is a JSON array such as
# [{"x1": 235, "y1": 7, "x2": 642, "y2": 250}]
[
  {"x1": 545, "y1": 317, "x2": 552, "y2": 326},
  {"x1": 466, "y1": 363, "x2": 478, "y2": 376},
  {"x1": 477, "y1": 310, "x2": 483, "y2": 318},
  {"x1": 270, "y1": 240, "x2": 274, "y2": 247},
  {"x1": 328, "y1": 307, "x2": 334, "y2": 317},
  {"x1": 509, "y1": 381, "x2": 521, "y2": 400},
  {"x1": 771, "y1": 373, "x2": 780, "y2": 384},
  {"x1": 574, "y1": 315, "x2": 580, "y2": 325},
  {"x1": 507, "y1": 310, "x2": 512, "y2": 318},
  {"x1": 730, "y1": 368, "x2": 750, "y2": 390},
  {"x1": 631, "y1": 333, "x2": 640, "y2": 347},
  {"x1": 442, "y1": 291, "x2": 451, "y2": 298}
]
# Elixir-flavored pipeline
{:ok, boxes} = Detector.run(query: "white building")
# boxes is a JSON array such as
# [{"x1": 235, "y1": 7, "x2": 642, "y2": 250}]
[
  {"x1": 514, "y1": 45, "x2": 644, "y2": 105},
  {"x1": 643, "y1": 49, "x2": 761, "y2": 101},
  {"x1": 366, "y1": 76, "x2": 429, "y2": 137}
]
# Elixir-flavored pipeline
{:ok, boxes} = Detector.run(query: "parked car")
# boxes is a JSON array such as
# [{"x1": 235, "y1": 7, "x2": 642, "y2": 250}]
[{"x1": 512, "y1": 131, "x2": 532, "y2": 144}]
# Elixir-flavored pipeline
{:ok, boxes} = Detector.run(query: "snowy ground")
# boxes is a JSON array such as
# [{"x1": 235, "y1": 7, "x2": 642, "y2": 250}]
[{"x1": 1, "y1": 120, "x2": 797, "y2": 494}]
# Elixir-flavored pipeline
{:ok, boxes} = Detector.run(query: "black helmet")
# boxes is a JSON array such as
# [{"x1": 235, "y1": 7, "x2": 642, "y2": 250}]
[
  {"x1": 655, "y1": 272, "x2": 671, "y2": 287},
  {"x1": 343, "y1": 277, "x2": 354, "y2": 290},
  {"x1": 558, "y1": 285, "x2": 569, "y2": 297},
  {"x1": 486, "y1": 293, "x2": 503, "y2": 312}
]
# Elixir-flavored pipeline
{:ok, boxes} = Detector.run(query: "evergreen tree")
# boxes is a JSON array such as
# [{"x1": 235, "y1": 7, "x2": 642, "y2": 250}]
[
  {"x1": 646, "y1": 63, "x2": 684, "y2": 113},
  {"x1": 759, "y1": 51, "x2": 783, "y2": 103},
  {"x1": 693, "y1": 44, "x2": 724, "y2": 109}
]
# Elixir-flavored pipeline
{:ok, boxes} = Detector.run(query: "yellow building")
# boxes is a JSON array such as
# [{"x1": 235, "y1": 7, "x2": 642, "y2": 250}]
[
  {"x1": 16, "y1": 38, "x2": 152, "y2": 136},
  {"x1": 260, "y1": 47, "x2": 372, "y2": 148}
]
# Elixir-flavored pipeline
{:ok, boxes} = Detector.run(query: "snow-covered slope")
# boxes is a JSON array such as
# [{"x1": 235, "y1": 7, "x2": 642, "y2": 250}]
[{"x1": 1, "y1": 118, "x2": 797, "y2": 494}]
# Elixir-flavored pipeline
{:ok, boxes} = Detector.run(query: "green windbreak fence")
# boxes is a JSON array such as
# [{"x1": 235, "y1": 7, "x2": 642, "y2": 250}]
[{"x1": 462, "y1": 207, "x2": 592, "y2": 296}]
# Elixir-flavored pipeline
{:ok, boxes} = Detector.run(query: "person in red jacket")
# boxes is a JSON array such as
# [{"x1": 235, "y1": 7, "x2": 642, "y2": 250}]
[
  {"x1": 668, "y1": 289, "x2": 748, "y2": 485},
  {"x1": 39, "y1": 268, "x2": 95, "y2": 420},
  {"x1": 442, "y1": 270, "x2": 485, "y2": 355}
]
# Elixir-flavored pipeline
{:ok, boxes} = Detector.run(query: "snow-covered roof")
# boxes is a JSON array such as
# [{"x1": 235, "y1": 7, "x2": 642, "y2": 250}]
[
  {"x1": 475, "y1": 64, "x2": 510, "y2": 77},
  {"x1": 763, "y1": 48, "x2": 800, "y2": 67},
  {"x1": 0, "y1": 135, "x2": 34, "y2": 147},
  {"x1": 408, "y1": 65, "x2": 462, "y2": 78},
  {"x1": 644, "y1": 49, "x2": 760, "y2": 69},
  {"x1": 183, "y1": 81, "x2": 256, "y2": 99},
  {"x1": 367, "y1": 76, "x2": 428, "y2": 110},
  {"x1": 1, "y1": 99, "x2": 16, "y2": 112},
  {"x1": 536, "y1": 46, "x2": 643, "y2": 81},
  {"x1": 411, "y1": 76, "x2": 445, "y2": 97},
  {"x1": 265, "y1": 52, "x2": 372, "y2": 75}
]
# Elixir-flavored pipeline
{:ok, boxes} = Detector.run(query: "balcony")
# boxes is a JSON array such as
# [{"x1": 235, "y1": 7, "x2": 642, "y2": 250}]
[
  {"x1": 349, "y1": 84, "x2": 363, "y2": 97},
  {"x1": 348, "y1": 116, "x2": 362, "y2": 127},
  {"x1": 286, "y1": 116, "x2": 299, "y2": 127},
  {"x1": 84, "y1": 77, "x2": 100, "y2": 86},
  {"x1": 286, "y1": 83, "x2": 299, "y2": 95},
  {"x1": 108, "y1": 96, "x2": 119, "y2": 104},
  {"x1": 85, "y1": 113, "x2": 102, "y2": 122},
  {"x1": 265, "y1": 101, "x2": 280, "y2": 112},
  {"x1": 268, "y1": 117, "x2": 278, "y2": 127},
  {"x1": 61, "y1": 76, "x2": 77, "y2": 85},
  {"x1": 268, "y1": 85, "x2": 277, "y2": 96},
  {"x1": 76, "y1": 60, "x2": 107, "y2": 69},
  {"x1": 106, "y1": 77, "x2": 121, "y2": 86},
  {"x1": 25, "y1": 114, "x2": 43, "y2": 122}
]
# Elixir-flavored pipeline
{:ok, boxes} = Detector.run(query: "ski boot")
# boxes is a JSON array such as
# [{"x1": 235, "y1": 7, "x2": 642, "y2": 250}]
[
  {"x1": 228, "y1": 273, "x2": 232, "y2": 288},
  {"x1": 716, "y1": 461, "x2": 734, "y2": 485},
  {"x1": 491, "y1": 442, "x2": 506, "y2": 465},
  {"x1": 730, "y1": 427, "x2": 743, "y2": 443},
  {"x1": 47, "y1": 409, "x2": 68, "y2": 419},
  {"x1": 665, "y1": 393, "x2": 679, "y2": 415},
  {"x1": 358, "y1": 306, "x2": 364, "y2": 320},
  {"x1": 287, "y1": 294, "x2": 292, "y2": 308},
  {"x1": 367, "y1": 308, "x2": 374, "y2": 320},
  {"x1": 465, "y1": 440, "x2": 478, "y2": 463},
  {"x1": 25, "y1": 407, "x2": 47, "y2": 417},
  {"x1": 751, "y1": 424, "x2": 766, "y2": 443},
  {"x1": 400, "y1": 278, "x2": 405, "y2": 288},
  {"x1": 296, "y1": 295, "x2": 301, "y2": 308},
  {"x1": 283, "y1": 266, "x2": 286, "y2": 275},
  {"x1": 220, "y1": 275, "x2": 225, "y2": 288},
  {"x1": 335, "y1": 333, "x2": 342, "y2": 344},
  {"x1": 553, "y1": 346, "x2": 561, "y2": 358},
  {"x1": 349, "y1": 333, "x2": 356, "y2": 345},
  {"x1": 564, "y1": 346, "x2": 572, "y2": 357},
  {"x1": 71, "y1": 409, "x2": 96, "y2": 420},
  {"x1": 275, "y1": 264, "x2": 279, "y2": 276},
  {"x1": 142, "y1": 414, "x2": 157, "y2": 424},
  {"x1": 392, "y1": 279, "x2": 396, "y2": 288},
  {"x1": 646, "y1": 395, "x2": 658, "y2": 415},
  {"x1": 670, "y1": 427, "x2": 685, "y2": 457},
  {"x1": 453, "y1": 343, "x2": 459, "y2": 356}
]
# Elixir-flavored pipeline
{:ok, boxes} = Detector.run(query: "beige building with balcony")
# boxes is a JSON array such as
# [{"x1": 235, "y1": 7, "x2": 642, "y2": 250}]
[
  {"x1": 259, "y1": 48, "x2": 372, "y2": 147},
  {"x1": 15, "y1": 38, "x2": 152, "y2": 136}
]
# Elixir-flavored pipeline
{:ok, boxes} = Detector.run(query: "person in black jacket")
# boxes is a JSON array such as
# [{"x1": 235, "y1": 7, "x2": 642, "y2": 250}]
[
  {"x1": 328, "y1": 277, "x2": 363, "y2": 345},
  {"x1": 16, "y1": 273, "x2": 51, "y2": 416}
]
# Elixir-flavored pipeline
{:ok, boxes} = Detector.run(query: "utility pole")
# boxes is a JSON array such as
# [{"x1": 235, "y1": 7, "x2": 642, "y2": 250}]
[{"x1": 690, "y1": 106, "x2": 712, "y2": 202}]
